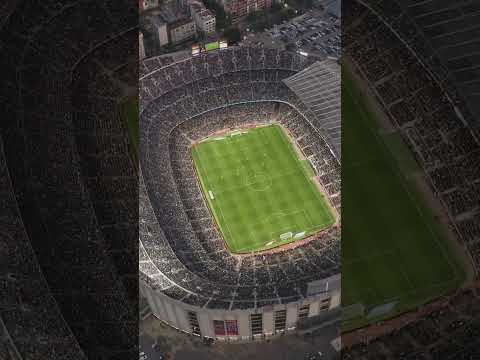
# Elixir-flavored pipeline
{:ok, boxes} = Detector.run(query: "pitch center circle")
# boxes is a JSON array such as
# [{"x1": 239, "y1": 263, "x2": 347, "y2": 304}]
[{"x1": 244, "y1": 172, "x2": 271, "y2": 191}]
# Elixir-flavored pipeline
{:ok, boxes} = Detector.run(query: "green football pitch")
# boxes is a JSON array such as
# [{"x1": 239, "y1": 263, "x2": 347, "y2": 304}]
[
  {"x1": 191, "y1": 124, "x2": 336, "y2": 253},
  {"x1": 342, "y1": 67, "x2": 467, "y2": 330}
]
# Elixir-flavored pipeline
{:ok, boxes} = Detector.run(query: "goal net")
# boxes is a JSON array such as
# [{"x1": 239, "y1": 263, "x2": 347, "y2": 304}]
[{"x1": 280, "y1": 232, "x2": 293, "y2": 240}]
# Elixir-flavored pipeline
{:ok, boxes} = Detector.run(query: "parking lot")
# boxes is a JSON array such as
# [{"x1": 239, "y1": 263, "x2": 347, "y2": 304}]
[{"x1": 241, "y1": 9, "x2": 340, "y2": 59}]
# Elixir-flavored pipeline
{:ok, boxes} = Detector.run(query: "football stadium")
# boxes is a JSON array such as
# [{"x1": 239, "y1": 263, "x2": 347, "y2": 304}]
[
  {"x1": 342, "y1": 67, "x2": 468, "y2": 330},
  {"x1": 191, "y1": 124, "x2": 336, "y2": 253},
  {"x1": 342, "y1": 0, "x2": 478, "y2": 347},
  {"x1": 139, "y1": 47, "x2": 341, "y2": 340}
]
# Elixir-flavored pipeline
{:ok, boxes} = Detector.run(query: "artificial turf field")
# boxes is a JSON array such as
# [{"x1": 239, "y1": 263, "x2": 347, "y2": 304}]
[
  {"x1": 342, "y1": 68, "x2": 467, "y2": 329},
  {"x1": 191, "y1": 124, "x2": 335, "y2": 253}
]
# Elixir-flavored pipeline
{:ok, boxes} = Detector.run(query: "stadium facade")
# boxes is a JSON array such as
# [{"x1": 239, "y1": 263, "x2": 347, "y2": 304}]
[{"x1": 139, "y1": 47, "x2": 341, "y2": 341}]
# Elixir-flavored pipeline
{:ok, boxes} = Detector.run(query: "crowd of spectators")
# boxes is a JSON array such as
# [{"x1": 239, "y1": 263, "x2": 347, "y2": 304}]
[
  {"x1": 365, "y1": 0, "x2": 480, "y2": 125},
  {"x1": 342, "y1": 0, "x2": 480, "y2": 357},
  {"x1": 342, "y1": 284, "x2": 480, "y2": 359},
  {"x1": 344, "y1": 0, "x2": 480, "y2": 270},
  {"x1": 72, "y1": 29, "x2": 139, "y2": 303},
  {"x1": 139, "y1": 46, "x2": 341, "y2": 310},
  {"x1": 0, "y1": 139, "x2": 87, "y2": 359},
  {"x1": 0, "y1": 1, "x2": 138, "y2": 358}
]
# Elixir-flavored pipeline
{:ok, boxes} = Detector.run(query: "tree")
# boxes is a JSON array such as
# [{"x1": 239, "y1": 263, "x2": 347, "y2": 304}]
[
  {"x1": 223, "y1": 27, "x2": 241, "y2": 44},
  {"x1": 216, "y1": 7, "x2": 231, "y2": 30},
  {"x1": 247, "y1": 10, "x2": 268, "y2": 32},
  {"x1": 201, "y1": 0, "x2": 231, "y2": 30},
  {"x1": 281, "y1": 7, "x2": 296, "y2": 19},
  {"x1": 271, "y1": 2, "x2": 283, "y2": 12}
]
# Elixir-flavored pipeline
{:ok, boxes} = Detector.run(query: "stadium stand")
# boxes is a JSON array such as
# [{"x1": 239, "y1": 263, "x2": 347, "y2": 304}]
[
  {"x1": 342, "y1": 284, "x2": 480, "y2": 359},
  {"x1": 344, "y1": 0, "x2": 480, "y2": 271},
  {"x1": 342, "y1": 0, "x2": 480, "y2": 357},
  {"x1": 139, "y1": 47, "x2": 342, "y2": 340},
  {"x1": 0, "y1": 139, "x2": 87, "y2": 360},
  {"x1": 395, "y1": 0, "x2": 480, "y2": 127},
  {"x1": 284, "y1": 61, "x2": 341, "y2": 158},
  {"x1": 0, "y1": 0, "x2": 138, "y2": 358}
]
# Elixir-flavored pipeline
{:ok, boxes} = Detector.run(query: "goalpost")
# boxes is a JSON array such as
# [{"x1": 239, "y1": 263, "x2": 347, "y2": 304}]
[{"x1": 280, "y1": 232, "x2": 293, "y2": 240}]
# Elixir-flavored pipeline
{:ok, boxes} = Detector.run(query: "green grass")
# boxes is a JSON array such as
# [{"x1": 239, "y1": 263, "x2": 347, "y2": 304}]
[
  {"x1": 120, "y1": 97, "x2": 139, "y2": 163},
  {"x1": 205, "y1": 42, "x2": 220, "y2": 51},
  {"x1": 342, "y1": 66, "x2": 466, "y2": 330},
  {"x1": 191, "y1": 124, "x2": 335, "y2": 253}
]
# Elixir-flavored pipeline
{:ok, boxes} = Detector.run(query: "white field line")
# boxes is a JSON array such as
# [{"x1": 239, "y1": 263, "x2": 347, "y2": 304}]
[
  {"x1": 276, "y1": 125, "x2": 334, "y2": 221},
  {"x1": 193, "y1": 147, "x2": 237, "y2": 250},
  {"x1": 343, "y1": 248, "x2": 460, "y2": 312},
  {"x1": 344, "y1": 85, "x2": 460, "y2": 282},
  {"x1": 342, "y1": 249, "x2": 397, "y2": 266},
  {"x1": 195, "y1": 125, "x2": 333, "y2": 251},
  {"x1": 344, "y1": 276, "x2": 462, "y2": 314}
]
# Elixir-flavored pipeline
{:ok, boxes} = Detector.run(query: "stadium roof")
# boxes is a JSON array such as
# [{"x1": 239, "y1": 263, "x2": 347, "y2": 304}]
[
  {"x1": 283, "y1": 59, "x2": 341, "y2": 158},
  {"x1": 138, "y1": 48, "x2": 341, "y2": 308},
  {"x1": 398, "y1": 1, "x2": 480, "y2": 128}
]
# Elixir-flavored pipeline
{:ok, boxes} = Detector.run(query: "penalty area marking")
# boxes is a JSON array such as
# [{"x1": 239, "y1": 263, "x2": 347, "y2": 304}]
[{"x1": 193, "y1": 147, "x2": 237, "y2": 250}]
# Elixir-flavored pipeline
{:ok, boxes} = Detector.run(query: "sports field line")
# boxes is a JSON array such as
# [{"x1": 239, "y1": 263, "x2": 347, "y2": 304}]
[
  {"x1": 344, "y1": 249, "x2": 456, "y2": 305},
  {"x1": 304, "y1": 221, "x2": 335, "y2": 234},
  {"x1": 391, "y1": 243, "x2": 423, "y2": 295},
  {"x1": 343, "y1": 249, "x2": 418, "y2": 306},
  {"x1": 258, "y1": 209, "x2": 331, "y2": 236},
  {"x1": 215, "y1": 196, "x2": 238, "y2": 251},
  {"x1": 344, "y1": 84, "x2": 459, "y2": 280},
  {"x1": 203, "y1": 125, "x2": 324, "y2": 198},
  {"x1": 343, "y1": 237, "x2": 460, "y2": 308},
  {"x1": 250, "y1": 210, "x2": 301, "y2": 245},
  {"x1": 275, "y1": 125, "x2": 336, "y2": 216},
  {"x1": 343, "y1": 273, "x2": 462, "y2": 311},
  {"x1": 303, "y1": 209, "x2": 316, "y2": 228},
  {"x1": 342, "y1": 249, "x2": 397, "y2": 266},
  {"x1": 343, "y1": 288, "x2": 381, "y2": 308},
  {"x1": 240, "y1": 230, "x2": 293, "y2": 253},
  {"x1": 192, "y1": 147, "x2": 238, "y2": 251},
  {"x1": 342, "y1": 157, "x2": 379, "y2": 170},
  {"x1": 200, "y1": 130, "x2": 250, "y2": 144},
  {"x1": 346, "y1": 276, "x2": 462, "y2": 310},
  {"x1": 193, "y1": 124, "x2": 335, "y2": 253},
  {"x1": 211, "y1": 170, "x2": 297, "y2": 196},
  {"x1": 236, "y1": 212, "x2": 332, "y2": 253},
  {"x1": 262, "y1": 209, "x2": 300, "y2": 223},
  {"x1": 395, "y1": 254, "x2": 417, "y2": 295},
  {"x1": 195, "y1": 146, "x2": 261, "y2": 164}
]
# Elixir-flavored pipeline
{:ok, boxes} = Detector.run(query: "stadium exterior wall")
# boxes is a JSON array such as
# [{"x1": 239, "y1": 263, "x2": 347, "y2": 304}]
[{"x1": 140, "y1": 275, "x2": 340, "y2": 341}]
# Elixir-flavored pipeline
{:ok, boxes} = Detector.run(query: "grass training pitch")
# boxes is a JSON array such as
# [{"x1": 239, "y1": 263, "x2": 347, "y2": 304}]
[
  {"x1": 342, "y1": 67, "x2": 467, "y2": 330},
  {"x1": 191, "y1": 124, "x2": 335, "y2": 253},
  {"x1": 205, "y1": 42, "x2": 220, "y2": 51}
]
